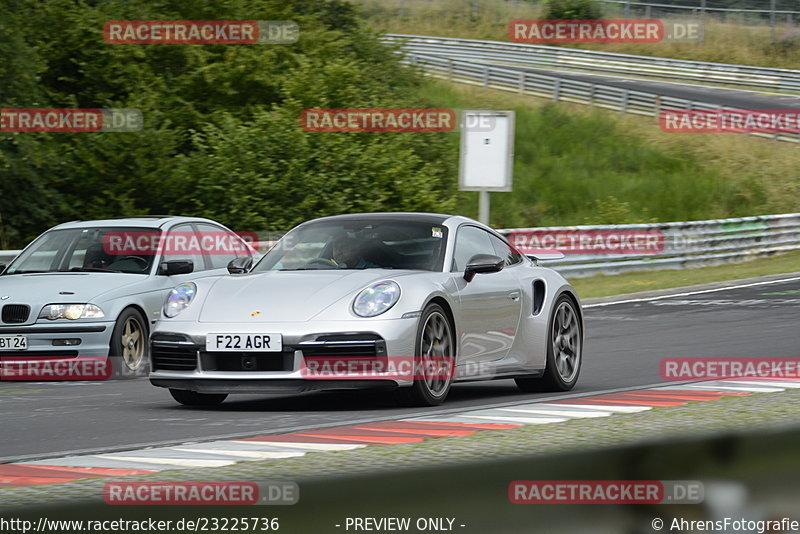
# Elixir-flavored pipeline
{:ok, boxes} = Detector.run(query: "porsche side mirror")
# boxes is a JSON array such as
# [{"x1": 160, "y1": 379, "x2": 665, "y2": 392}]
[
  {"x1": 158, "y1": 260, "x2": 193, "y2": 276},
  {"x1": 227, "y1": 256, "x2": 253, "y2": 274},
  {"x1": 464, "y1": 254, "x2": 504, "y2": 282}
]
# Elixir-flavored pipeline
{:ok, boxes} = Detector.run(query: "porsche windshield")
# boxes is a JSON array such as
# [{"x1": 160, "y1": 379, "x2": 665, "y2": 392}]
[
  {"x1": 255, "y1": 220, "x2": 448, "y2": 272},
  {"x1": 4, "y1": 227, "x2": 158, "y2": 275}
]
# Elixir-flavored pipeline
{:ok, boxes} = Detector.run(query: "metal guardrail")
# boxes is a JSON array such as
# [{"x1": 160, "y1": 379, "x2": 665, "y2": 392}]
[
  {"x1": 596, "y1": 0, "x2": 800, "y2": 16},
  {"x1": 384, "y1": 34, "x2": 800, "y2": 93},
  {"x1": 499, "y1": 213, "x2": 800, "y2": 277},
  {"x1": 0, "y1": 251, "x2": 20, "y2": 264},
  {"x1": 391, "y1": 48, "x2": 800, "y2": 144}
]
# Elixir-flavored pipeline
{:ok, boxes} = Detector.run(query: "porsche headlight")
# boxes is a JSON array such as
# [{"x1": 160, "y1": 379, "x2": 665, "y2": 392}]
[
  {"x1": 353, "y1": 281, "x2": 401, "y2": 318},
  {"x1": 39, "y1": 303, "x2": 105, "y2": 321},
  {"x1": 164, "y1": 282, "x2": 196, "y2": 318}
]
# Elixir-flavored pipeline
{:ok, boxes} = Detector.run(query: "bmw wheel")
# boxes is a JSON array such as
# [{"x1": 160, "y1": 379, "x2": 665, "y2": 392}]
[{"x1": 109, "y1": 307, "x2": 149, "y2": 378}]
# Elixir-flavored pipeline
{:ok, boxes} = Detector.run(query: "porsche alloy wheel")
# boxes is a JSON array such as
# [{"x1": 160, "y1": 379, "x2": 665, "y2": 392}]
[
  {"x1": 516, "y1": 294, "x2": 582, "y2": 392},
  {"x1": 396, "y1": 303, "x2": 455, "y2": 406}
]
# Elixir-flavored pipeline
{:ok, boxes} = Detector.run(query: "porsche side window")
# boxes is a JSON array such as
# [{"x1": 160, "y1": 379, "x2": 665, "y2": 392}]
[
  {"x1": 452, "y1": 226, "x2": 495, "y2": 272},
  {"x1": 489, "y1": 234, "x2": 522, "y2": 266}
]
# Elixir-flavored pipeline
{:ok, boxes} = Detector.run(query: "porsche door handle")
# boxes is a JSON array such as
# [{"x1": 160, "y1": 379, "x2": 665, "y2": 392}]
[{"x1": 508, "y1": 291, "x2": 521, "y2": 301}]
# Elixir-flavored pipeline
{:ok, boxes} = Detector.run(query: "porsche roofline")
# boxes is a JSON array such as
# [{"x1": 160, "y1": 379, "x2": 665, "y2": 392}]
[{"x1": 296, "y1": 212, "x2": 496, "y2": 232}]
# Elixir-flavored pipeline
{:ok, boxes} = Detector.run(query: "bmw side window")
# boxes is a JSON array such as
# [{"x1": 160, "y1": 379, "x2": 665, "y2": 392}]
[
  {"x1": 452, "y1": 226, "x2": 495, "y2": 272},
  {"x1": 489, "y1": 234, "x2": 522, "y2": 266},
  {"x1": 164, "y1": 224, "x2": 207, "y2": 273},
  {"x1": 196, "y1": 223, "x2": 250, "y2": 270}
]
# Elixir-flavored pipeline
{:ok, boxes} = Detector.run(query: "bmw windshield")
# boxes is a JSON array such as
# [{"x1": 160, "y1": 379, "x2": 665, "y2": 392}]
[
  {"x1": 4, "y1": 227, "x2": 158, "y2": 275},
  {"x1": 254, "y1": 219, "x2": 448, "y2": 272}
]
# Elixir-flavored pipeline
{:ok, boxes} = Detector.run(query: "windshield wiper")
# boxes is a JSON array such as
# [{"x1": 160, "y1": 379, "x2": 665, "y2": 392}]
[{"x1": 3, "y1": 270, "x2": 50, "y2": 275}]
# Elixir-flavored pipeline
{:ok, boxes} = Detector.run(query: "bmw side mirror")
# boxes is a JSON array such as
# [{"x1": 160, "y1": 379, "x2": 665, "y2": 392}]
[
  {"x1": 464, "y1": 254, "x2": 504, "y2": 282},
  {"x1": 158, "y1": 260, "x2": 193, "y2": 276},
  {"x1": 227, "y1": 256, "x2": 253, "y2": 274}
]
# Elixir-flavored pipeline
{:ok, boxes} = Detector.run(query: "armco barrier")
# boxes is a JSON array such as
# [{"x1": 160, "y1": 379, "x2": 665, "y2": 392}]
[
  {"x1": 0, "y1": 251, "x2": 20, "y2": 264},
  {"x1": 2, "y1": 214, "x2": 798, "y2": 279},
  {"x1": 388, "y1": 48, "x2": 800, "y2": 144},
  {"x1": 500, "y1": 212, "x2": 800, "y2": 277},
  {"x1": 383, "y1": 34, "x2": 800, "y2": 94}
]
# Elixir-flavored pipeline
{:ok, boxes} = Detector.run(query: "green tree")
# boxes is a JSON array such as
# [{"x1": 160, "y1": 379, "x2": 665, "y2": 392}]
[{"x1": 0, "y1": 0, "x2": 457, "y2": 246}]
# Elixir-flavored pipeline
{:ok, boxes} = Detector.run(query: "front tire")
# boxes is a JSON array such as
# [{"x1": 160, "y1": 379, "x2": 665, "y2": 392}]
[
  {"x1": 170, "y1": 389, "x2": 228, "y2": 406},
  {"x1": 109, "y1": 307, "x2": 149, "y2": 378},
  {"x1": 395, "y1": 303, "x2": 455, "y2": 407},
  {"x1": 516, "y1": 294, "x2": 582, "y2": 392}
]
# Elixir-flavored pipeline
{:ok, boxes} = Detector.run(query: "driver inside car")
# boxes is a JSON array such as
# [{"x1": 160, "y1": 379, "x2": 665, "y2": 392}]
[{"x1": 330, "y1": 235, "x2": 379, "y2": 269}]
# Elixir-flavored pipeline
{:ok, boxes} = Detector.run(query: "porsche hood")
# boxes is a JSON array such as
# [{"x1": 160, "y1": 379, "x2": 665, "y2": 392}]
[{"x1": 198, "y1": 270, "x2": 409, "y2": 323}]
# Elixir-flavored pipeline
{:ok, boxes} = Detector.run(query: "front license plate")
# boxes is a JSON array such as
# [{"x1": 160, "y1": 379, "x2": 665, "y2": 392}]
[
  {"x1": 206, "y1": 333, "x2": 282, "y2": 352},
  {"x1": 0, "y1": 335, "x2": 27, "y2": 350}
]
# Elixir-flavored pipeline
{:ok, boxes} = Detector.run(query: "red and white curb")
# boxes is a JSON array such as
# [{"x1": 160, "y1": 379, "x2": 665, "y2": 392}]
[{"x1": 2, "y1": 378, "x2": 797, "y2": 487}]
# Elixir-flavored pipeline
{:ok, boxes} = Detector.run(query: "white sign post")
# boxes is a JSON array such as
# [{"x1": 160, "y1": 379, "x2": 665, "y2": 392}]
[{"x1": 458, "y1": 110, "x2": 515, "y2": 225}]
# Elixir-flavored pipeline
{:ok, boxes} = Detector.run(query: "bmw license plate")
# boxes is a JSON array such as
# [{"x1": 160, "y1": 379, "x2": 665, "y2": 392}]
[
  {"x1": 0, "y1": 335, "x2": 27, "y2": 350},
  {"x1": 206, "y1": 333, "x2": 282, "y2": 352}
]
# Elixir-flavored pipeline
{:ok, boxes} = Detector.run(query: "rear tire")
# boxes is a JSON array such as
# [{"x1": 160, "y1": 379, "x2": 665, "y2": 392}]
[
  {"x1": 395, "y1": 303, "x2": 455, "y2": 407},
  {"x1": 169, "y1": 389, "x2": 228, "y2": 406},
  {"x1": 515, "y1": 294, "x2": 582, "y2": 393}
]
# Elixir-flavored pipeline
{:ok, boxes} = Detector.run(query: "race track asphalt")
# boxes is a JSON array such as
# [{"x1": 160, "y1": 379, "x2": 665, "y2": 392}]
[{"x1": 1, "y1": 276, "x2": 798, "y2": 461}]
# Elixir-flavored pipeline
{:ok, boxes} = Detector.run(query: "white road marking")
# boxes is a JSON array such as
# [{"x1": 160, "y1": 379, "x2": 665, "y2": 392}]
[
  {"x1": 459, "y1": 415, "x2": 569, "y2": 424},
  {"x1": 497, "y1": 407, "x2": 611, "y2": 418},
  {"x1": 229, "y1": 441, "x2": 365, "y2": 451},
  {"x1": 100, "y1": 456, "x2": 235, "y2": 467},
  {"x1": 172, "y1": 448, "x2": 305, "y2": 459},
  {"x1": 542, "y1": 403, "x2": 652, "y2": 413}
]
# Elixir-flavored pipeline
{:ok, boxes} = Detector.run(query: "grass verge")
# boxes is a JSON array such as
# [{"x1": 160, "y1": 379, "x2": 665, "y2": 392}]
[
  {"x1": 569, "y1": 249, "x2": 800, "y2": 298},
  {"x1": 414, "y1": 80, "x2": 800, "y2": 228}
]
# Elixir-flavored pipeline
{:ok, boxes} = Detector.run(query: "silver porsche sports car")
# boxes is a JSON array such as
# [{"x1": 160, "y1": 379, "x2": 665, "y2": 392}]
[{"x1": 150, "y1": 213, "x2": 583, "y2": 406}]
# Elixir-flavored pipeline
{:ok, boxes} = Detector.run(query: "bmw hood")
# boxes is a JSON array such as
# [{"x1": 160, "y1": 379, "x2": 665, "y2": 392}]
[
  {"x1": 0, "y1": 272, "x2": 144, "y2": 303},
  {"x1": 198, "y1": 270, "x2": 404, "y2": 323}
]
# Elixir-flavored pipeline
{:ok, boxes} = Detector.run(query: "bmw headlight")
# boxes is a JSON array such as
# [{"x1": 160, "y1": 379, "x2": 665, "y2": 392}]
[
  {"x1": 353, "y1": 281, "x2": 401, "y2": 318},
  {"x1": 39, "y1": 303, "x2": 105, "y2": 320},
  {"x1": 164, "y1": 282, "x2": 197, "y2": 318}
]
